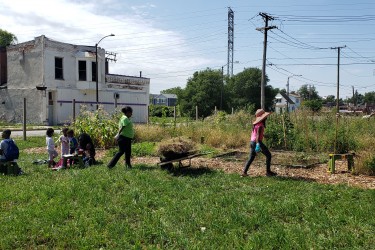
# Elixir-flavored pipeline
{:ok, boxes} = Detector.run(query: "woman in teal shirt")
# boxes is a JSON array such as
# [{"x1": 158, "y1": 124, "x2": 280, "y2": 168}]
[{"x1": 107, "y1": 106, "x2": 134, "y2": 169}]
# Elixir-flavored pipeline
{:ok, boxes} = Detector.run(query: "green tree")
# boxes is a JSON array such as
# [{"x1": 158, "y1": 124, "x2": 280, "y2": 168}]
[
  {"x1": 302, "y1": 99, "x2": 323, "y2": 112},
  {"x1": 179, "y1": 68, "x2": 222, "y2": 117},
  {"x1": 298, "y1": 84, "x2": 320, "y2": 100},
  {"x1": 0, "y1": 29, "x2": 17, "y2": 47},
  {"x1": 161, "y1": 87, "x2": 183, "y2": 97},
  {"x1": 346, "y1": 91, "x2": 364, "y2": 106},
  {"x1": 324, "y1": 95, "x2": 336, "y2": 103},
  {"x1": 226, "y1": 67, "x2": 277, "y2": 111},
  {"x1": 363, "y1": 91, "x2": 375, "y2": 104},
  {"x1": 149, "y1": 105, "x2": 173, "y2": 117}
]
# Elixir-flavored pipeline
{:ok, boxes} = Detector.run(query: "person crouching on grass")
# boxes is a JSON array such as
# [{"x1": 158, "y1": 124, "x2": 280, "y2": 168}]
[
  {"x1": 107, "y1": 106, "x2": 134, "y2": 169},
  {"x1": 241, "y1": 109, "x2": 276, "y2": 177}
]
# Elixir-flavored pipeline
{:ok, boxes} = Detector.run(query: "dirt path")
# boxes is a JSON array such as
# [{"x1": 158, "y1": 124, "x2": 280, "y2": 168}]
[
  {"x1": 133, "y1": 155, "x2": 375, "y2": 190},
  {"x1": 26, "y1": 147, "x2": 375, "y2": 189}
]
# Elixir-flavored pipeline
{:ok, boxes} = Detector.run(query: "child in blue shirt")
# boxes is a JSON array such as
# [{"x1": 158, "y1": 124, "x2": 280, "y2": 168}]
[{"x1": 67, "y1": 129, "x2": 78, "y2": 154}]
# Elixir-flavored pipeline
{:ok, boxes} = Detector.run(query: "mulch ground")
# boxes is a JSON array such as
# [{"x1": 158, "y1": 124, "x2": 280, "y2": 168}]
[
  {"x1": 133, "y1": 151, "x2": 375, "y2": 190},
  {"x1": 26, "y1": 147, "x2": 375, "y2": 190}
]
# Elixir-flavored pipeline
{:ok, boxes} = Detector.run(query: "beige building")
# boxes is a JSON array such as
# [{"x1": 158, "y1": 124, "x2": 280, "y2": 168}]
[{"x1": 0, "y1": 35, "x2": 150, "y2": 125}]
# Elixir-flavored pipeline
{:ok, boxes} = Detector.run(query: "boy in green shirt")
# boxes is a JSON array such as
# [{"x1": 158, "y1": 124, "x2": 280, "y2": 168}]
[{"x1": 108, "y1": 106, "x2": 134, "y2": 169}]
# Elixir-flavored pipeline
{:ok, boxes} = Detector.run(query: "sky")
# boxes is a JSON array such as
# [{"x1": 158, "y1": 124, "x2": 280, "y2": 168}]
[{"x1": 1, "y1": 0, "x2": 375, "y2": 99}]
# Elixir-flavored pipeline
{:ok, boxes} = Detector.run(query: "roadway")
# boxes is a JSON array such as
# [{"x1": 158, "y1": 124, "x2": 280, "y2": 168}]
[{"x1": 10, "y1": 130, "x2": 61, "y2": 137}]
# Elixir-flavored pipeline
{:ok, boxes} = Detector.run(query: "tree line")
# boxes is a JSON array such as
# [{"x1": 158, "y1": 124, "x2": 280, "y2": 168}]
[{"x1": 161, "y1": 67, "x2": 278, "y2": 118}]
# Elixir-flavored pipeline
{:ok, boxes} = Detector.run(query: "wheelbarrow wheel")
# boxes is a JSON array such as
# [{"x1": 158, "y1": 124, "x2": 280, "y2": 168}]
[{"x1": 161, "y1": 162, "x2": 173, "y2": 170}]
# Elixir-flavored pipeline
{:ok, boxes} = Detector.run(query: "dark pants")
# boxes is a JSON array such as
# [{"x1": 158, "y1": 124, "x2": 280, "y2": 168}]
[
  {"x1": 243, "y1": 141, "x2": 272, "y2": 174},
  {"x1": 0, "y1": 159, "x2": 7, "y2": 174},
  {"x1": 108, "y1": 136, "x2": 132, "y2": 168}
]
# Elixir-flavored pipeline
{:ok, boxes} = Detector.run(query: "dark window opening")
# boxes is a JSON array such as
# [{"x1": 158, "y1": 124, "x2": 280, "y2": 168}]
[
  {"x1": 48, "y1": 92, "x2": 53, "y2": 105},
  {"x1": 78, "y1": 60, "x2": 87, "y2": 81},
  {"x1": 92, "y1": 62, "x2": 97, "y2": 82},
  {"x1": 55, "y1": 57, "x2": 63, "y2": 80}
]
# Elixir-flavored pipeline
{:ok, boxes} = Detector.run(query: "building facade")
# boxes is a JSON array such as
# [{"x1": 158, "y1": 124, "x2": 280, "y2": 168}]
[
  {"x1": 0, "y1": 35, "x2": 150, "y2": 124},
  {"x1": 150, "y1": 93, "x2": 177, "y2": 106},
  {"x1": 275, "y1": 92, "x2": 302, "y2": 114}
]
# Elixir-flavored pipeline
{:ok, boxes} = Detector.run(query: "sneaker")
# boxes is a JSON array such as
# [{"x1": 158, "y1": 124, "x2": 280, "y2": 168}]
[
  {"x1": 240, "y1": 173, "x2": 249, "y2": 177},
  {"x1": 266, "y1": 171, "x2": 277, "y2": 176},
  {"x1": 126, "y1": 164, "x2": 133, "y2": 169}
]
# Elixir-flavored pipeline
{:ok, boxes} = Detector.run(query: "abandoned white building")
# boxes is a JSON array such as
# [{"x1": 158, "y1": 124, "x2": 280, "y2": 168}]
[{"x1": 0, "y1": 35, "x2": 150, "y2": 125}]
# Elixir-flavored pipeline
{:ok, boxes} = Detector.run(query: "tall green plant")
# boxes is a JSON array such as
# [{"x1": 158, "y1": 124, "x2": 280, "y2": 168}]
[
  {"x1": 264, "y1": 114, "x2": 289, "y2": 150},
  {"x1": 72, "y1": 106, "x2": 121, "y2": 148}
]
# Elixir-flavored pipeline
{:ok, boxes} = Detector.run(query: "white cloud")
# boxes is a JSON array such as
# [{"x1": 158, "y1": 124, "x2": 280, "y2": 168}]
[{"x1": 0, "y1": 0, "x2": 211, "y2": 93}]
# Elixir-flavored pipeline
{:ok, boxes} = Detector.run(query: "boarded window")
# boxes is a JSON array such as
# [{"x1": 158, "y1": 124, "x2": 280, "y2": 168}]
[
  {"x1": 78, "y1": 60, "x2": 87, "y2": 81},
  {"x1": 55, "y1": 57, "x2": 63, "y2": 80},
  {"x1": 92, "y1": 62, "x2": 96, "y2": 82}
]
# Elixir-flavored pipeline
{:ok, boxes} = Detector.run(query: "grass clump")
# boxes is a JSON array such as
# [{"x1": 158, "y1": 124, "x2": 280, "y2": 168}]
[{"x1": 132, "y1": 142, "x2": 157, "y2": 157}]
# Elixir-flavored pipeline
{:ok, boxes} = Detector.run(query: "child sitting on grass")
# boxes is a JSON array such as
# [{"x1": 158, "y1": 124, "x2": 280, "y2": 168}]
[
  {"x1": 0, "y1": 129, "x2": 23, "y2": 175},
  {"x1": 78, "y1": 133, "x2": 96, "y2": 166},
  {"x1": 67, "y1": 129, "x2": 78, "y2": 154}
]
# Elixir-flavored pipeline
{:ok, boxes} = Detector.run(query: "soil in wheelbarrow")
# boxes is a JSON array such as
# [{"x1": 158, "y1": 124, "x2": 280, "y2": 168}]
[{"x1": 157, "y1": 137, "x2": 197, "y2": 162}]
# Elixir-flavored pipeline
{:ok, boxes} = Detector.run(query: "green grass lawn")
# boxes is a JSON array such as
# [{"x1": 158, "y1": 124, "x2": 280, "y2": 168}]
[{"x1": 1, "y1": 138, "x2": 374, "y2": 249}]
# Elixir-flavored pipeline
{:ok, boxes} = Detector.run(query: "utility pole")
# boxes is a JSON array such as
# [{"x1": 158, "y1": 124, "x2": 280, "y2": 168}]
[
  {"x1": 331, "y1": 45, "x2": 346, "y2": 154},
  {"x1": 227, "y1": 7, "x2": 234, "y2": 77},
  {"x1": 257, "y1": 13, "x2": 276, "y2": 110},
  {"x1": 352, "y1": 86, "x2": 356, "y2": 107},
  {"x1": 221, "y1": 66, "x2": 224, "y2": 110},
  {"x1": 331, "y1": 45, "x2": 346, "y2": 113}
]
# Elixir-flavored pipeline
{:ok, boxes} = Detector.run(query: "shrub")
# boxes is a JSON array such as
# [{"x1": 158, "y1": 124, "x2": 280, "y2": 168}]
[
  {"x1": 149, "y1": 105, "x2": 174, "y2": 117},
  {"x1": 355, "y1": 151, "x2": 375, "y2": 175},
  {"x1": 72, "y1": 105, "x2": 120, "y2": 148},
  {"x1": 265, "y1": 113, "x2": 292, "y2": 150}
]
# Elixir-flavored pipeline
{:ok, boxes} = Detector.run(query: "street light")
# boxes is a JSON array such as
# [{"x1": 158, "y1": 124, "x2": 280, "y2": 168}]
[
  {"x1": 286, "y1": 74, "x2": 301, "y2": 112},
  {"x1": 95, "y1": 34, "x2": 115, "y2": 109}
]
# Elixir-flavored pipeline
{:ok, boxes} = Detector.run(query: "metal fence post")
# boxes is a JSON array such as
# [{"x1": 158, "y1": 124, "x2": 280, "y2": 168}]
[
  {"x1": 23, "y1": 98, "x2": 26, "y2": 141},
  {"x1": 72, "y1": 99, "x2": 76, "y2": 122},
  {"x1": 174, "y1": 106, "x2": 176, "y2": 123}
]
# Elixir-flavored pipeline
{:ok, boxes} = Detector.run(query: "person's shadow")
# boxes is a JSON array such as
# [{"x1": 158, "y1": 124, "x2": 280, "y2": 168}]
[{"x1": 167, "y1": 165, "x2": 215, "y2": 177}]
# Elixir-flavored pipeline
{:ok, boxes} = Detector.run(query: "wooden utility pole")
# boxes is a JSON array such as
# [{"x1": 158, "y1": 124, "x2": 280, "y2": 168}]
[
  {"x1": 331, "y1": 45, "x2": 346, "y2": 153},
  {"x1": 331, "y1": 45, "x2": 346, "y2": 113},
  {"x1": 257, "y1": 13, "x2": 276, "y2": 110}
]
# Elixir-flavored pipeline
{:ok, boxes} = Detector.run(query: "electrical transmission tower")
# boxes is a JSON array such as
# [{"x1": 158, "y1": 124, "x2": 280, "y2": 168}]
[{"x1": 227, "y1": 7, "x2": 234, "y2": 77}]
